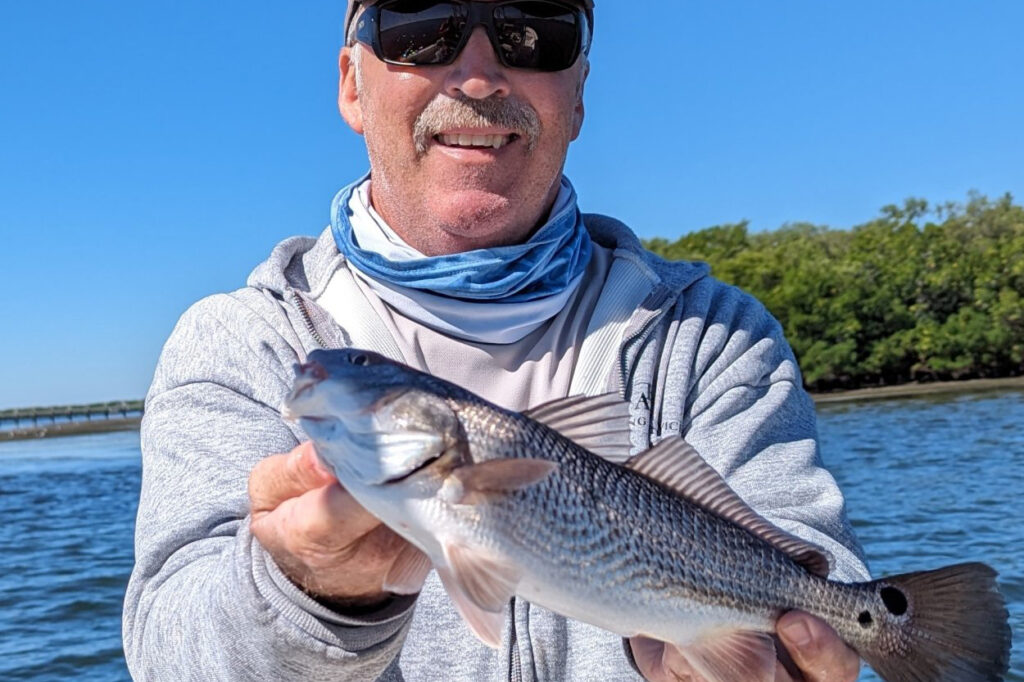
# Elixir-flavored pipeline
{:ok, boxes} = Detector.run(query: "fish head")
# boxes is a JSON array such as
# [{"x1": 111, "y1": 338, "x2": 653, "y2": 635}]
[{"x1": 282, "y1": 349, "x2": 464, "y2": 487}]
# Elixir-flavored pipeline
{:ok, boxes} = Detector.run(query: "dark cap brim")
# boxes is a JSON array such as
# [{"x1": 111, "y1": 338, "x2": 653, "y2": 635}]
[{"x1": 344, "y1": 0, "x2": 595, "y2": 42}]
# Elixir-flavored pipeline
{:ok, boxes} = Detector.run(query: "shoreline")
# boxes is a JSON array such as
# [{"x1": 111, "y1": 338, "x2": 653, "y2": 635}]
[
  {"x1": 2, "y1": 377, "x2": 1022, "y2": 441},
  {"x1": 811, "y1": 375, "x2": 1024, "y2": 404}
]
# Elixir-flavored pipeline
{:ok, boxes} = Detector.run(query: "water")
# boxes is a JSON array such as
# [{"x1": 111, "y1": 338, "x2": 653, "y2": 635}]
[
  {"x1": 0, "y1": 391, "x2": 1020, "y2": 680},
  {"x1": 0, "y1": 431, "x2": 140, "y2": 681},
  {"x1": 818, "y1": 389, "x2": 1024, "y2": 681}
]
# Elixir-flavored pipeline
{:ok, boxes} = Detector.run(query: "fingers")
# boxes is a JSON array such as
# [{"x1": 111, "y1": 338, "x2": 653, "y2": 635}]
[
  {"x1": 258, "y1": 480, "x2": 384, "y2": 549},
  {"x1": 249, "y1": 441, "x2": 336, "y2": 515},
  {"x1": 777, "y1": 611, "x2": 860, "y2": 682},
  {"x1": 248, "y1": 443, "x2": 409, "y2": 603}
]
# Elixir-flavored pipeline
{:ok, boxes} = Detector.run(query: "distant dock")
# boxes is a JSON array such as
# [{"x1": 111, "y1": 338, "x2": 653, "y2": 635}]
[{"x1": 0, "y1": 401, "x2": 143, "y2": 441}]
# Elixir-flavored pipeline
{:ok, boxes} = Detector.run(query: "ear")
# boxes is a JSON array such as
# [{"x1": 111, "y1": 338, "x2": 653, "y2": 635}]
[
  {"x1": 570, "y1": 60, "x2": 589, "y2": 141},
  {"x1": 338, "y1": 46, "x2": 365, "y2": 135}
]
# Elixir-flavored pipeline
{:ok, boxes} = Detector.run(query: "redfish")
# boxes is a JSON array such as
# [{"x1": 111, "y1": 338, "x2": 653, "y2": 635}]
[{"x1": 284, "y1": 348, "x2": 1011, "y2": 682}]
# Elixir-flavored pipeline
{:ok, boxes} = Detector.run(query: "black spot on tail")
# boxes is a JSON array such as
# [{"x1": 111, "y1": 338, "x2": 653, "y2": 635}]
[
  {"x1": 880, "y1": 586, "x2": 908, "y2": 615},
  {"x1": 859, "y1": 563, "x2": 1010, "y2": 682}
]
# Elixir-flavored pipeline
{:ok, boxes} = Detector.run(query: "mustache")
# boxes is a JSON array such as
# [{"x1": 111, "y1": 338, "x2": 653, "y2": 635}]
[{"x1": 412, "y1": 94, "x2": 541, "y2": 155}]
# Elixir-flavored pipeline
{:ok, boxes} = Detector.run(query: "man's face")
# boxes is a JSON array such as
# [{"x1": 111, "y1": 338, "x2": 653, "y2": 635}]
[{"x1": 338, "y1": 5, "x2": 589, "y2": 256}]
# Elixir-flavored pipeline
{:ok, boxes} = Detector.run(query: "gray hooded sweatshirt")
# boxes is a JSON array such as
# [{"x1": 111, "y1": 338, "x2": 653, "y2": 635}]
[{"x1": 123, "y1": 215, "x2": 868, "y2": 681}]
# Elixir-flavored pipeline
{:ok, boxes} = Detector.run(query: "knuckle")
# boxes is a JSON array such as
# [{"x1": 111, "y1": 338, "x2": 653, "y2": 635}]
[
  {"x1": 292, "y1": 517, "x2": 348, "y2": 555},
  {"x1": 249, "y1": 520, "x2": 272, "y2": 548},
  {"x1": 287, "y1": 536, "x2": 352, "y2": 572},
  {"x1": 247, "y1": 459, "x2": 271, "y2": 499}
]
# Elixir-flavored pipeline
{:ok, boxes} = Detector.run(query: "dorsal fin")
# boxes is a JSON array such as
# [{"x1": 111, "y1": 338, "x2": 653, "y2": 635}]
[
  {"x1": 524, "y1": 393, "x2": 633, "y2": 464},
  {"x1": 626, "y1": 438, "x2": 833, "y2": 577}
]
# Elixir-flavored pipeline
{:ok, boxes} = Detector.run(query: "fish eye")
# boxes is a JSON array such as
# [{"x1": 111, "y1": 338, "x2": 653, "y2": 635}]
[{"x1": 351, "y1": 353, "x2": 369, "y2": 366}]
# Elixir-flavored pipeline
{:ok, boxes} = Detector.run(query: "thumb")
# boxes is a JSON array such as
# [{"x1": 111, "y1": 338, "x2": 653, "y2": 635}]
[
  {"x1": 249, "y1": 442, "x2": 337, "y2": 514},
  {"x1": 778, "y1": 611, "x2": 860, "y2": 682}
]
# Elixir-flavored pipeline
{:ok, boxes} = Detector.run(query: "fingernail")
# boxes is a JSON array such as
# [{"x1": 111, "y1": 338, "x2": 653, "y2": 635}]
[
  {"x1": 781, "y1": 620, "x2": 812, "y2": 647},
  {"x1": 295, "y1": 443, "x2": 326, "y2": 474},
  {"x1": 310, "y1": 451, "x2": 335, "y2": 480}
]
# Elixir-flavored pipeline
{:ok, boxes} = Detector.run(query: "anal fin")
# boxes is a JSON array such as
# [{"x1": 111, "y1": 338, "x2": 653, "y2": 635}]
[
  {"x1": 680, "y1": 630, "x2": 777, "y2": 682},
  {"x1": 630, "y1": 632, "x2": 777, "y2": 682}
]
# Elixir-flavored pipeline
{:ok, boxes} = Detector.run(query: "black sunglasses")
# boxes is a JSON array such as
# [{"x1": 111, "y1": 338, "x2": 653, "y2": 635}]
[{"x1": 352, "y1": 0, "x2": 592, "y2": 72}]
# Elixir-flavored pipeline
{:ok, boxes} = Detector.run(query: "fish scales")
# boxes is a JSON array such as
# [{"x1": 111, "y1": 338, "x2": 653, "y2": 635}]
[
  {"x1": 437, "y1": 397, "x2": 854, "y2": 642},
  {"x1": 286, "y1": 349, "x2": 1012, "y2": 682}
]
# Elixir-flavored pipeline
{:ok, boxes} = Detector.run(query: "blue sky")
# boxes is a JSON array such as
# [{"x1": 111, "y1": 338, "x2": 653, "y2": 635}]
[{"x1": 1, "y1": 1, "x2": 1022, "y2": 409}]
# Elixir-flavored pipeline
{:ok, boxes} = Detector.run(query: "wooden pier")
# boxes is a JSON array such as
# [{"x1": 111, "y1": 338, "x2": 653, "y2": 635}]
[{"x1": 0, "y1": 400, "x2": 143, "y2": 441}]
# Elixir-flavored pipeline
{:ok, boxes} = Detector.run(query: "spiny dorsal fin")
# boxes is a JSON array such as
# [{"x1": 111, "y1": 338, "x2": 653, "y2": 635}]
[
  {"x1": 524, "y1": 393, "x2": 633, "y2": 464},
  {"x1": 626, "y1": 438, "x2": 833, "y2": 577}
]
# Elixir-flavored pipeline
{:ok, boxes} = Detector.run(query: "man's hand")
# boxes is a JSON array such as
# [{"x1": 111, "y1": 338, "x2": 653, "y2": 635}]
[
  {"x1": 631, "y1": 612, "x2": 860, "y2": 682},
  {"x1": 249, "y1": 441, "x2": 418, "y2": 609}
]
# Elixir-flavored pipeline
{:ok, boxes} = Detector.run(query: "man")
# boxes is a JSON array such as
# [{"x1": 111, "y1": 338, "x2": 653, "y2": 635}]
[{"x1": 124, "y1": 1, "x2": 868, "y2": 680}]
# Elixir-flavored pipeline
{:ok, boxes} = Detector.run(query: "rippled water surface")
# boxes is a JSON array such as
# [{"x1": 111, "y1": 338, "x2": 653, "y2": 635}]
[
  {"x1": 0, "y1": 389, "x2": 1020, "y2": 680},
  {"x1": 818, "y1": 389, "x2": 1023, "y2": 681},
  {"x1": 0, "y1": 431, "x2": 139, "y2": 681}
]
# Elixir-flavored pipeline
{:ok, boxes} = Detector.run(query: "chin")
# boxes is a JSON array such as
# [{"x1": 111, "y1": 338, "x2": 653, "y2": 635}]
[{"x1": 431, "y1": 193, "x2": 533, "y2": 249}]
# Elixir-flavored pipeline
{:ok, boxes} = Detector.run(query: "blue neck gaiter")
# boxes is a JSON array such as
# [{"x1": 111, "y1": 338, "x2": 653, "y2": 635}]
[{"x1": 330, "y1": 175, "x2": 592, "y2": 303}]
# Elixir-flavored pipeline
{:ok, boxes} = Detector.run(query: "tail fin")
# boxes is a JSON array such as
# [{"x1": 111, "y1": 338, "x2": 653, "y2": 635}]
[{"x1": 861, "y1": 562, "x2": 1011, "y2": 682}]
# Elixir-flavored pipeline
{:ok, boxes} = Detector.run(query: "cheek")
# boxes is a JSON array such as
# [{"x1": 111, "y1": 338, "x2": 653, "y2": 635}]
[
  {"x1": 525, "y1": 78, "x2": 584, "y2": 143},
  {"x1": 363, "y1": 95, "x2": 410, "y2": 142},
  {"x1": 359, "y1": 81, "x2": 435, "y2": 156}
]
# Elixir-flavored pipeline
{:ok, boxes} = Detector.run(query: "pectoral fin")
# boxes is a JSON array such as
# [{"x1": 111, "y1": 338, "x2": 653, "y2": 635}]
[{"x1": 450, "y1": 458, "x2": 558, "y2": 505}]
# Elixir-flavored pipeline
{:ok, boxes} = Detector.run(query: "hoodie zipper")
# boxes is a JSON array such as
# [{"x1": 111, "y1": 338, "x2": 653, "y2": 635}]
[
  {"x1": 618, "y1": 292, "x2": 672, "y2": 393},
  {"x1": 509, "y1": 599, "x2": 522, "y2": 682},
  {"x1": 291, "y1": 290, "x2": 328, "y2": 349}
]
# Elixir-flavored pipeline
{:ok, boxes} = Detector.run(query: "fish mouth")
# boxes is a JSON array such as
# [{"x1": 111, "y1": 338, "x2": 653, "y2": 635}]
[{"x1": 281, "y1": 360, "x2": 330, "y2": 421}]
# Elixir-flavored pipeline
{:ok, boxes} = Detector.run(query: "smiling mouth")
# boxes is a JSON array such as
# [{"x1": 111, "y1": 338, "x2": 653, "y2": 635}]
[{"x1": 434, "y1": 133, "x2": 519, "y2": 150}]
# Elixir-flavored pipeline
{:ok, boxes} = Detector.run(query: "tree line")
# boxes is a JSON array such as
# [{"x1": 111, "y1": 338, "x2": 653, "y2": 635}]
[{"x1": 644, "y1": 193, "x2": 1024, "y2": 392}]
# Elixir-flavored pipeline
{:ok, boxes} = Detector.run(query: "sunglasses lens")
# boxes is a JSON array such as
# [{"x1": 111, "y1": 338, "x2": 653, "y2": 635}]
[
  {"x1": 378, "y1": 1, "x2": 468, "y2": 65},
  {"x1": 494, "y1": 2, "x2": 582, "y2": 71},
  {"x1": 373, "y1": 1, "x2": 585, "y2": 71}
]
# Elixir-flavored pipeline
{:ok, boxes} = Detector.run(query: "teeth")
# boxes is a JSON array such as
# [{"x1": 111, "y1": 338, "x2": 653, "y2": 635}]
[{"x1": 439, "y1": 133, "x2": 511, "y2": 149}]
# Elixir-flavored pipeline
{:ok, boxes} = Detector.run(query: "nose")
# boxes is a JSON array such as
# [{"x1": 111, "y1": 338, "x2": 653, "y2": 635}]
[{"x1": 444, "y1": 27, "x2": 512, "y2": 100}]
